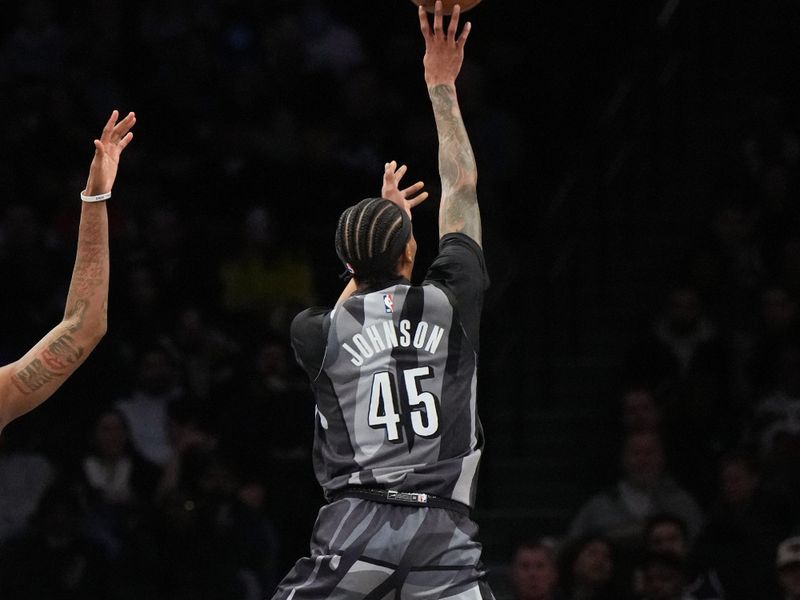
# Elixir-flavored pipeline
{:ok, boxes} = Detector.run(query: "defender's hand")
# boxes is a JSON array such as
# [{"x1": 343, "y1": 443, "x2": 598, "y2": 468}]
[{"x1": 84, "y1": 110, "x2": 136, "y2": 196}]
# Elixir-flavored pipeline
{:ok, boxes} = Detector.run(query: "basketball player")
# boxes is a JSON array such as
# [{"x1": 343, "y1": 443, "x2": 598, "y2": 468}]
[
  {"x1": 0, "y1": 110, "x2": 135, "y2": 434},
  {"x1": 273, "y1": 2, "x2": 494, "y2": 598}
]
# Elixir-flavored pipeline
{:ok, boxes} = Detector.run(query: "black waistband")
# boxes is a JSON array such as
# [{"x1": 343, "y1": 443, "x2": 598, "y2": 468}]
[{"x1": 330, "y1": 487, "x2": 470, "y2": 516}]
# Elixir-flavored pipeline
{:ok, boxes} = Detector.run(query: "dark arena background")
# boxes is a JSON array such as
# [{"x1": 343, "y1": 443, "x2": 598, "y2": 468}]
[{"x1": 1, "y1": 1, "x2": 799, "y2": 598}]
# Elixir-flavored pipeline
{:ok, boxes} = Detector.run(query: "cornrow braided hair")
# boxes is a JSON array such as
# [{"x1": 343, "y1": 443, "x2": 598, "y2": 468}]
[{"x1": 335, "y1": 197, "x2": 412, "y2": 283}]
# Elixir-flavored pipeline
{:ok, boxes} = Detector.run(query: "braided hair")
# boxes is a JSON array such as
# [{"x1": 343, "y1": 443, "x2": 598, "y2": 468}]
[{"x1": 335, "y1": 197, "x2": 412, "y2": 283}]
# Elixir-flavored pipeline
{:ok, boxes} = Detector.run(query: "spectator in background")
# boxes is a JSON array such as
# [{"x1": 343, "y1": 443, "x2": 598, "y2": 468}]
[
  {"x1": 632, "y1": 513, "x2": 724, "y2": 600},
  {"x1": 738, "y1": 94, "x2": 800, "y2": 256},
  {"x1": 687, "y1": 200, "x2": 766, "y2": 336},
  {"x1": 696, "y1": 449, "x2": 794, "y2": 600},
  {"x1": 0, "y1": 481, "x2": 109, "y2": 600},
  {"x1": 620, "y1": 385, "x2": 664, "y2": 435},
  {"x1": 218, "y1": 333, "x2": 317, "y2": 574},
  {"x1": 140, "y1": 206, "x2": 211, "y2": 311},
  {"x1": 509, "y1": 539, "x2": 563, "y2": 600},
  {"x1": 557, "y1": 534, "x2": 617, "y2": 600},
  {"x1": 154, "y1": 394, "x2": 219, "y2": 503},
  {"x1": 0, "y1": 423, "x2": 54, "y2": 545},
  {"x1": 739, "y1": 283, "x2": 800, "y2": 402},
  {"x1": 171, "y1": 304, "x2": 241, "y2": 403},
  {"x1": 776, "y1": 536, "x2": 800, "y2": 600},
  {"x1": 224, "y1": 334, "x2": 313, "y2": 468},
  {"x1": 300, "y1": 0, "x2": 366, "y2": 78},
  {"x1": 153, "y1": 445, "x2": 280, "y2": 600},
  {"x1": 79, "y1": 408, "x2": 161, "y2": 508},
  {"x1": 599, "y1": 384, "x2": 667, "y2": 484},
  {"x1": 568, "y1": 430, "x2": 704, "y2": 562},
  {"x1": 749, "y1": 341, "x2": 800, "y2": 471},
  {"x1": 218, "y1": 205, "x2": 316, "y2": 338},
  {"x1": 108, "y1": 261, "x2": 169, "y2": 367},
  {"x1": 624, "y1": 281, "x2": 738, "y2": 503},
  {"x1": 634, "y1": 550, "x2": 692, "y2": 600},
  {"x1": 114, "y1": 342, "x2": 185, "y2": 467},
  {"x1": 625, "y1": 282, "x2": 727, "y2": 390},
  {"x1": 74, "y1": 409, "x2": 160, "y2": 553},
  {"x1": 74, "y1": 407, "x2": 162, "y2": 599}
]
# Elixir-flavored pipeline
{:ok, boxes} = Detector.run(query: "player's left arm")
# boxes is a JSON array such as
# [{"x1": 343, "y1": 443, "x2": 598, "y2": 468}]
[
  {"x1": 0, "y1": 110, "x2": 135, "y2": 432},
  {"x1": 334, "y1": 161, "x2": 428, "y2": 306}
]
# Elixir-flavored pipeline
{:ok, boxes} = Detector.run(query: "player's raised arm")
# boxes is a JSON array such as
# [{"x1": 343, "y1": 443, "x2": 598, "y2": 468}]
[
  {"x1": 0, "y1": 110, "x2": 135, "y2": 431},
  {"x1": 419, "y1": 1, "x2": 481, "y2": 246}
]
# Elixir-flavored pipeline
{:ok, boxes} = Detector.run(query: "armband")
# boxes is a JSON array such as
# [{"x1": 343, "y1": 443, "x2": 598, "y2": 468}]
[{"x1": 80, "y1": 190, "x2": 112, "y2": 202}]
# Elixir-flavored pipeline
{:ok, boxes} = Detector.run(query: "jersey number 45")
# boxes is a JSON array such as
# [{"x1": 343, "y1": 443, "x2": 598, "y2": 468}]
[{"x1": 368, "y1": 366, "x2": 441, "y2": 442}]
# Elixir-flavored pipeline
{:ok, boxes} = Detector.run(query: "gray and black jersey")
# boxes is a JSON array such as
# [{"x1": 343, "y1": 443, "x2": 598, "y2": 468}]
[{"x1": 291, "y1": 233, "x2": 489, "y2": 508}]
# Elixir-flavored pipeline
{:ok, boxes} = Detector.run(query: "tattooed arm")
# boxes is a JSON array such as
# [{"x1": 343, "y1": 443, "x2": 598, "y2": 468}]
[
  {"x1": 418, "y1": 1, "x2": 480, "y2": 247},
  {"x1": 0, "y1": 110, "x2": 135, "y2": 431}
]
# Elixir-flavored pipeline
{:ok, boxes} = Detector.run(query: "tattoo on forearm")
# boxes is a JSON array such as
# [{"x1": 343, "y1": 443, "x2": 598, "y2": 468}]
[
  {"x1": 11, "y1": 333, "x2": 84, "y2": 394},
  {"x1": 11, "y1": 359, "x2": 56, "y2": 394},
  {"x1": 65, "y1": 207, "x2": 108, "y2": 318},
  {"x1": 42, "y1": 333, "x2": 84, "y2": 369},
  {"x1": 70, "y1": 243, "x2": 106, "y2": 296},
  {"x1": 430, "y1": 84, "x2": 481, "y2": 243},
  {"x1": 65, "y1": 299, "x2": 88, "y2": 331}
]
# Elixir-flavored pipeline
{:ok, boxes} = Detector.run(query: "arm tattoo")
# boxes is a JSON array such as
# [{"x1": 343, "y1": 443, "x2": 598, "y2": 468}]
[
  {"x1": 430, "y1": 84, "x2": 481, "y2": 245},
  {"x1": 64, "y1": 207, "x2": 108, "y2": 324},
  {"x1": 11, "y1": 333, "x2": 85, "y2": 394},
  {"x1": 65, "y1": 299, "x2": 88, "y2": 332}
]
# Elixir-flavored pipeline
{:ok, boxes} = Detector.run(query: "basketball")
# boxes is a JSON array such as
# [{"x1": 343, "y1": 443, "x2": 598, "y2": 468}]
[{"x1": 411, "y1": 0, "x2": 483, "y2": 15}]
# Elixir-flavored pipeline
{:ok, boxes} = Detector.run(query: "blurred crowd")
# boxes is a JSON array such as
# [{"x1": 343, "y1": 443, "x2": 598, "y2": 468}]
[
  {"x1": 1, "y1": 0, "x2": 799, "y2": 599},
  {"x1": 504, "y1": 109, "x2": 800, "y2": 598}
]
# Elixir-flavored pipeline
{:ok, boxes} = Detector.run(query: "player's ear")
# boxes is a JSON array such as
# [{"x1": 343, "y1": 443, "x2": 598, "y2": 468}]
[{"x1": 406, "y1": 235, "x2": 417, "y2": 262}]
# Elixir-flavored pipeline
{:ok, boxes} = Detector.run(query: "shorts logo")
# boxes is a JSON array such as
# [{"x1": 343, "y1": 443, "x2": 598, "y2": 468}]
[{"x1": 383, "y1": 293, "x2": 394, "y2": 313}]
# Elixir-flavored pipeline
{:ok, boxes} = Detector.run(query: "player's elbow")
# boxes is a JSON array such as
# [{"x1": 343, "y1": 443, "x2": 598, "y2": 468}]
[
  {"x1": 65, "y1": 314, "x2": 107, "y2": 348},
  {"x1": 88, "y1": 316, "x2": 108, "y2": 345}
]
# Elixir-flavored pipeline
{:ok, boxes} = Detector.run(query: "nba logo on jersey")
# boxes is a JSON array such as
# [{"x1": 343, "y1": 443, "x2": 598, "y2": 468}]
[{"x1": 383, "y1": 293, "x2": 394, "y2": 313}]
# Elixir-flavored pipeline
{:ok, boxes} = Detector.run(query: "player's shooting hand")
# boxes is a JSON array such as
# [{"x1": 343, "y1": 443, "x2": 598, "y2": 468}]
[
  {"x1": 419, "y1": 1, "x2": 471, "y2": 87},
  {"x1": 84, "y1": 110, "x2": 136, "y2": 196},
  {"x1": 382, "y1": 160, "x2": 428, "y2": 219}
]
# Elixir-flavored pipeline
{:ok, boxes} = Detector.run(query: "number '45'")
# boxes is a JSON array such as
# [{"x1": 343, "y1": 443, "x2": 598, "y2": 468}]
[{"x1": 368, "y1": 366, "x2": 441, "y2": 442}]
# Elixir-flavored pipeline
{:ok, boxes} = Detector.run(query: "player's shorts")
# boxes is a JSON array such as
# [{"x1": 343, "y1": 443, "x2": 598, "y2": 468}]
[{"x1": 270, "y1": 496, "x2": 496, "y2": 600}]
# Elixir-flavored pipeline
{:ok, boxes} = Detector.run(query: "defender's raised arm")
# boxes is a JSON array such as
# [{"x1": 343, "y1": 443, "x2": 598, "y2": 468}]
[{"x1": 0, "y1": 110, "x2": 135, "y2": 431}]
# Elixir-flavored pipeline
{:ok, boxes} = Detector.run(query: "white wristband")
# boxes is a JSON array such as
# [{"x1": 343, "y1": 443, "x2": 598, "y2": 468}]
[{"x1": 80, "y1": 190, "x2": 112, "y2": 202}]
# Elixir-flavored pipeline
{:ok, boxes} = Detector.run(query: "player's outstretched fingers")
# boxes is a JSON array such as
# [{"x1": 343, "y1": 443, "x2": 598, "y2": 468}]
[
  {"x1": 418, "y1": 5, "x2": 432, "y2": 37},
  {"x1": 433, "y1": 0, "x2": 444, "y2": 35},
  {"x1": 448, "y1": 4, "x2": 461, "y2": 40},
  {"x1": 408, "y1": 189, "x2": 429, "y2": 209}
]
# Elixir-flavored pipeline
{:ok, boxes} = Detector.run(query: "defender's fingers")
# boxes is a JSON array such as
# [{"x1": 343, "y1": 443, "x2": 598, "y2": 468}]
[
  {"x1": 117, "y1": 131, "x2": 134, "y2": 151},
  {"x1": 101, "y1": 110, "x2": 119, "y2": 140},
  {"x1": 113, "y1": 113, "x2": 137, "y2": 141}
]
